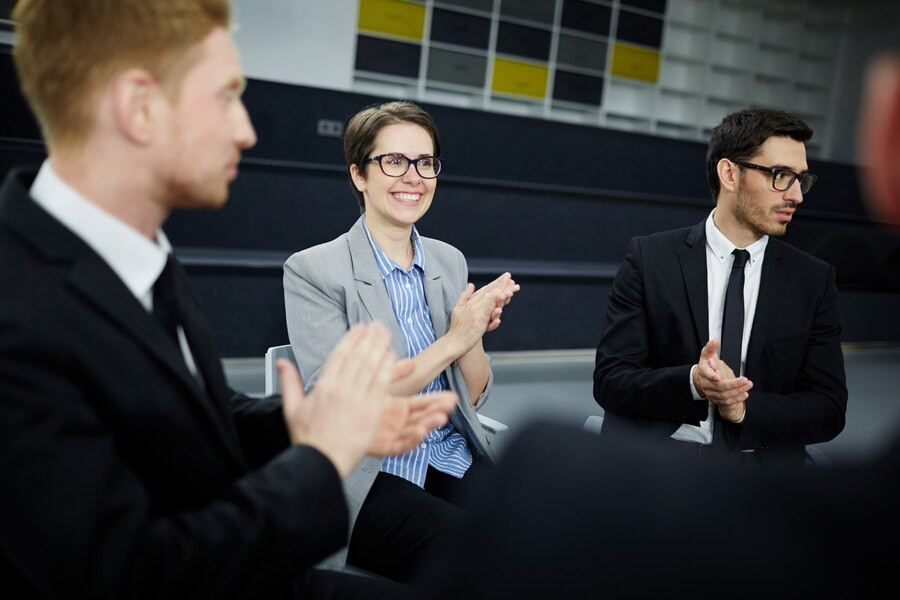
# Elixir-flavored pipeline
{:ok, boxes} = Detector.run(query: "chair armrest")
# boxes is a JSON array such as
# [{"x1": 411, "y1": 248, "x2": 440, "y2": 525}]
[
  {"x1": 805, "y1": 445, "x2": 833, "y2": 468},
  {"x1": 583, "y1": 415, "x2": 605, "y2": 435},
  {"x1": 478, "y1": 414, "x2": 508, "y2": 434}
]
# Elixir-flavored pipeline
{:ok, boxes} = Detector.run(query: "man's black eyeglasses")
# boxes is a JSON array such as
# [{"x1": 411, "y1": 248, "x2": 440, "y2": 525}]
[
  {"x1": 367, "y1": 154, "x2": 443, "y2": 179},
  {"x1": 733, "y1": 160, "x2": 817, "y2": 194}
]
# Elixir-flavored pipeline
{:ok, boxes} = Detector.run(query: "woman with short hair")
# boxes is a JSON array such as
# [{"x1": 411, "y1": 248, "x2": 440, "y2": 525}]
[{"x1": 283, "y1": 101, "x2": 518, "y2": 583}]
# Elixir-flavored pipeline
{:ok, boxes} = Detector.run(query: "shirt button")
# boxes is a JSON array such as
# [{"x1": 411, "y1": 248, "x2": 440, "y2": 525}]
[
  {"x1": 406, "y1": 317, "x2": 412, "y2": 324},
  {"x1": 420, "y1": 442, "x2": 427, "y2": 449},
  {"x1": 405, "y1": 283, "x2": 411, "y2": 288}
]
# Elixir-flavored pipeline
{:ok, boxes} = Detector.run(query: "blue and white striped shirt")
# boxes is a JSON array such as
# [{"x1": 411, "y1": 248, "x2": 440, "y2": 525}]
[{"x1": 362, "y1": 218, "x2": 473, "y2": 487}]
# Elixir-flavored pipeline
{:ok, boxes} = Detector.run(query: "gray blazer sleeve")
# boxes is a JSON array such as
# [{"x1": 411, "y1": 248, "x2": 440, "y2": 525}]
[
  {"x1": 283, "y1": 238, "x2": 354, "y2": 392},
  {"x1": 451, "y1": 246, "x2": 493, "y2": 410}
]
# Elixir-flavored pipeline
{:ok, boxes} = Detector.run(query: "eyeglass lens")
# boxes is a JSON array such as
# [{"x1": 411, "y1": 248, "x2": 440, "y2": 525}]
[
  {"x1": 378, "y1": 154, "x2": 441, "y2": 178},
  {"x1": 773, "y1": 170, "x2": 815, "y2": 194}
]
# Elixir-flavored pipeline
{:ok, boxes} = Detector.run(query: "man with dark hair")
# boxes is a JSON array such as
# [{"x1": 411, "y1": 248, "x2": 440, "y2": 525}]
[
  {"x1": 704, "y1": 108, "x2": 813, "y2": 205},
  {"x1": 594, "y1": 107, "x2": 848, "y2": 465},
  {"x1": 0, "y1": 1, "x2": 455, "y2": 598}
]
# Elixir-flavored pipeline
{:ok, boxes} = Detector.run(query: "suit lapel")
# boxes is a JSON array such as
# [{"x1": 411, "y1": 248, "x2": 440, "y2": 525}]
[
  {"x1": 67, "y1": 255, "x2": 198, "y2": 394},
  {"x1": 746, "y1": 239, "x2": 786, "y2": 374},
  {"x1": 66, "y1": 244, "x2": 246, "y2": 468},
  {"x1": 171, "y1": 261, "x2": 239, "y2": 422},
  {"x1": 347, "y1": 218, "x2": 406, "y2": 357},
  {"x1": 2, "y1": 170, "x2": 244, "y2": 468},
  {"x1": 5, "y1": 169, "x2": 206, "y2": 399},
  {"x1": 421, "y1": 241, "x2": 447, "y2": 338},
  {"x1": 678, "y1": 222, "x2": 710, "y2": 348}
]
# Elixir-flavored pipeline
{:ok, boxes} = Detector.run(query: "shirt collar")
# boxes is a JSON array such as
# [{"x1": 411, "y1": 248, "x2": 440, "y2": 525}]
[
  {"x1": 705, "y1": 209, "x2": 768, "y2": 266},
  {"x1": 361, "y1": 215, "x2": 425, "y2": 279},
  {"x1": 29, "y1": 159, "x2": 170, "y2": 306}
]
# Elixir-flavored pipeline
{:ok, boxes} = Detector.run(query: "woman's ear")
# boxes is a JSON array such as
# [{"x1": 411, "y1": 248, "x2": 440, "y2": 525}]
[{"x1": 350, "y1": 163, "x2": 367, "y2": 193}]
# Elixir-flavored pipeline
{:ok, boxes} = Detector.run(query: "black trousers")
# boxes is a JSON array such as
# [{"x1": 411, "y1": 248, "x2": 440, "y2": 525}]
[{"x1": 346, "y1": 462, "x2": 489, "y2": 584}]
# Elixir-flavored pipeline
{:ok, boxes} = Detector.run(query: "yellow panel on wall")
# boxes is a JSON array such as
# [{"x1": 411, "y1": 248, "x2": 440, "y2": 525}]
[
  {"x1": 491, "y1": 58, "x2": 548, "y2": 99},
  {"x1": 358, "y1": 0, "x2": 425, "y2": 41},
  {"x1": 611, "y1": 42, "x2": 661, "y2": 83}
]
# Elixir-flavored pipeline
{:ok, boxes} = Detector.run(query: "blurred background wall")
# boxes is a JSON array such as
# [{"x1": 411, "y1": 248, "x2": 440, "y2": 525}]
[{"x1": 2, "y1": 0, "x2": 899, "y2": 357}]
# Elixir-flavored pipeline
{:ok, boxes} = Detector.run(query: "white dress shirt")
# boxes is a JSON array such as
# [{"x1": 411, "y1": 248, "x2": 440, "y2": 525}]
[
  {"x1": 673, "y1": 209, "x2": 768, "y2": 444},
  {"x1": 30, "y1": 160, "x2": 199, "y2": 375}
]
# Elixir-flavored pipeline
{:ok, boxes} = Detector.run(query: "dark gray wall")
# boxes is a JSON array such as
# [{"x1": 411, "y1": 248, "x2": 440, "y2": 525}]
[{"x1": 3, "y1": 48, "x2": 899, "y2": 356}]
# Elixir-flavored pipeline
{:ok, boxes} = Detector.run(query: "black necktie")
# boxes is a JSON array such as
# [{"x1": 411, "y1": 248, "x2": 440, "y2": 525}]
[
  {"x1": 153, "y1": 254, "x2": 181, "y2": 348},
  {"x1": 151, "y1": 256, "x2": 228, "y2": 428},
  {"x1": 720, "y1": 249, "x2": 751, "y2": 374}
]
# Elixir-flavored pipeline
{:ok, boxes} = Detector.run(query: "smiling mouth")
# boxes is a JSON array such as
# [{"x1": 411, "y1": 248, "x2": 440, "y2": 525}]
[{"x1": 392, "y1": 192, "x2": 421, "y2": 203}]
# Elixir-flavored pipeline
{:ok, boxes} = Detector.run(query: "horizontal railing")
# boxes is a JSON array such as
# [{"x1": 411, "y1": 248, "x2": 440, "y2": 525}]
[{"x1": 175, "y1": 246, "x2": 620, "y2": 281}]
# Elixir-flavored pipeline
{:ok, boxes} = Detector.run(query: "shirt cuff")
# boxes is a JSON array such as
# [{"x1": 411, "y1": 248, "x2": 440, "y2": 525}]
[{"x1": 689, "y1": 364, "x2": 704, "y2": 401}]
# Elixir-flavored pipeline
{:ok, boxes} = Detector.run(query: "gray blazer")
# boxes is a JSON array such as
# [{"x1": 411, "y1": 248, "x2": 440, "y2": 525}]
[{"x1": 283, "y1": 216, "x2": 495, "y2": 566}]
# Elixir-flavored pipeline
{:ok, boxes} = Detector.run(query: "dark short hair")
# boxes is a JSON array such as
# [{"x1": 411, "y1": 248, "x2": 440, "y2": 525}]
[
  {"x1": 706, "y1": 107, "x2": 813, "y2": 202},
  {"x1": 343, "y1": 101, "x2": 441, "y2": 213}
]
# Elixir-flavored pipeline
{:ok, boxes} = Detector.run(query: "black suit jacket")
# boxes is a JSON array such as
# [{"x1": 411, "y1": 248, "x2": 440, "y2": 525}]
[
  {"x1": 0, "y1": 169, "x2": 347, "y2": 599},
  {"x1": 594, "y1": 221, "x2": 848, "y2": 463}
]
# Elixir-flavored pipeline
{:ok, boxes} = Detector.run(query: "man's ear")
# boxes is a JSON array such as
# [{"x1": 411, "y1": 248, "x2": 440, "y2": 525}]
[
  {"x1": 716, "y1": 158, "x2": 738, "y2": 194},
  {"x1": 350, "y1": 163, "x2": 367, "y2": 193},
  {"x1": 859, "y1": 55, "x2": 900, "y2": 223},
  {"x1": 110, "y1": 68, "x2": 161, "y2": 145}
]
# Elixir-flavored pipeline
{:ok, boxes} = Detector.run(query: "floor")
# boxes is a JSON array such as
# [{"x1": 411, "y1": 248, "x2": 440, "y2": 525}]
[{"x1": 224, "y1": 345, "x2": 900, "y2": 466}]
